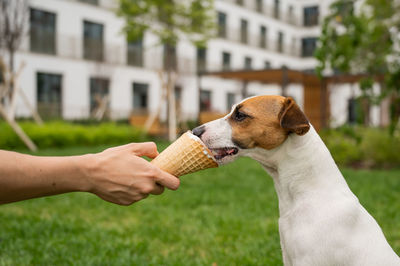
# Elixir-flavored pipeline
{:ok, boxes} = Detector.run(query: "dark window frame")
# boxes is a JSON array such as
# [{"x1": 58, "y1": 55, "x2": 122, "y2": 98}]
[
  {"x1": 37, "y1": 72, "x2": 63, "y2": 118},
  {"x1": 197, "y1": 47, "x2": 207, "y2": 73},
  {"x1": 217, "y1": 12, "x2": 227, "y2": 38},
  {"x1": 277, "y1": 31, "x2": 284, "y2": 53},
  {"x1": 240, "y1": 19, "x2": 248, "y2": 44},
  {"x1": 79, "y1": 0, "x2": 98, "y2": 5},
  {"x1": 30, "y1": 8, "x2": 56, "y2": 55},
  {"x1": 303, "y1": 6, "x2": 319, "y2": 27},
  {"x1": 260, "y1": 25, "x2": 267, "y2": 48},
  {"x1": 274, "y1": 0, "x2": 280, "y2": 19},
  {"x1": 132, "y1": 82, "x2": 149, "y2": 113},
  {"x1": 89, "y1": 77, "x2": 109, "y2": 113},
  {"x1": 163, "y1": 44, "x2": 177, "y2": 71},
  {"x1": 222, "y1": 51, "x2": 231, "y2": 70},
  {"x1": 244, "y1": 56, "x2": 252, "y2": 70},
  {"x1": 127, "y1": 38, "x2": 143, "y2": 67},
  {"x1": 83, "y1": 20, "x2": 104, "y2": 61},
  {"x1": 301, "y1": 37, "x2": 317, "y2": 57},
  {"x1": 226, "y1": 92, "x2": 235, "y2": 111},
  {"x1": 256, "y1": 0, "x2": 263, "y2": 13},
  {"x1": 200, "y1": 89, "x2": 212, "y2": 111}
]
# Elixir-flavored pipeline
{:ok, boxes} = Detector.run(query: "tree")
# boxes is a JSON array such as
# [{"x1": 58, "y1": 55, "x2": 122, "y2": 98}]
[
  {"x1": 118, "y1": 0, "x2": 215, "y2": 141},
  {"x1": 0, "y1": 0, "x2": 27, "y2": 74},
  {"x1": 315, "y1": 0, "x2": 400, "y2": 131},
  {"x1": 0, "y1": 0, "x2": 42, "y2": 151}
]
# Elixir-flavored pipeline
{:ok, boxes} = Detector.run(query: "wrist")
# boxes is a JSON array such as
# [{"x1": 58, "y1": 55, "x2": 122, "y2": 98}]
[{"x1": 74, "y1": 153, "x2": 97, "y2": 193}]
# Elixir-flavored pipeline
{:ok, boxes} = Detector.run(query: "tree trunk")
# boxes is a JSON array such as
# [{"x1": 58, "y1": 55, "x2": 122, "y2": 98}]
[
  {"x1": 167, "y1": 71, "x2": 177, "y2": 141},
  {"x1": 165, "y1": 44, "x2": 177, "y2": 141},
  {"x1": 7, "y1": 50, "x2": 15, "y2": 104}
]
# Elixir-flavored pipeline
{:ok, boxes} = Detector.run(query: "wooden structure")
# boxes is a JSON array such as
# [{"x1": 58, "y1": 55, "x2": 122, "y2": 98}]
[
  {"x1": 130, "y1": 113, "x2": 165, "y2": 136},
  {"x1": 201, "y1": 68, "x2": 386, "y2": 131},
  {"x1": 201, "y1": 68, "x2": 329, "y2": 131}
]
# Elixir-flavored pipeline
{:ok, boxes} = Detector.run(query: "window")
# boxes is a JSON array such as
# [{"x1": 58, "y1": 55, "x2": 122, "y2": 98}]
[
  {"x1": 277, "y1": 31, "x2": 284, "y2": 53},
  {"x1": 304, "y1": 6, "x2": 319, "y2": 26},
  {"x1": 79, "y1": 0, "x2": 98, "y2": 5},
  {"x1": 133, "y1": 83, "x2": 148, "y2": 112},
  {"x1": 240, "y1": 19, "x2": 248, "y2": 44},
  {"x1": 348, "y1": 97, "x2": 367, "y2": 125},
  {"x1": 30, "y1": 8, "x2": 56, "y2": 55},
  {"x1": 256, "y1": 0, "x2": 263, "y2": 13},
  {"x1": 217, "y1": 12, "x2": 227, "y2": 38},
  {"x1": 288, "y1": 5, "x2": 295, "y2": 24},
  {"x1": 244, "y1": 57, "x2": 252, "y2": 70},
  {"x1": 127, "y1": 38, "x2": 143, "y2": 67},
  {"x1": 163, "y1": 44, "x2": 177, "y2": 71},
  {"x1": 260, "y1": 25, "x2": 267, "y2": 48},
  {"x1": 227, "y1": 93, "x2": 235, "y2": 111},
  {"x1": 90, "y1": 78, "x2": 109, "y2": 113},
  {"x1": 264, "y1": 61, "x2": 271, "y2": 69},
  {"x1": 222, "y1": 52, "x2": 231, "y2": 70},
  {"x1": 197, "y1": 47, "x2": 207, "y2": 73},
  {"x1": 200, "y1": 90, "x2": 212, "y2": 111},
  {"x1": 302, "y1": 37, "x2": 317, "y2": 57},
  {"x1": 83, "y1": 21, "x2": 104, "y2": 61},
  {"x1": 274, "y1": 0, "x2": 280, "y2": 19},
  {"x1": 37, "y1": 73, "x2": 62, "y2": 118}
]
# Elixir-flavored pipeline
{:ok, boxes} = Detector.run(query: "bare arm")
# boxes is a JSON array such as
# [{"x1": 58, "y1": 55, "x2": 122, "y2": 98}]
[{"x1": 0, "y1": 142, "x2": 180, "y2": 205}]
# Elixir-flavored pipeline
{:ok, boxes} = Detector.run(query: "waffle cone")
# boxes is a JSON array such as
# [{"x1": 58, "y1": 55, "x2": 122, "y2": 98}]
[{"x1": 151, "y1": 131, "x2": 218, "y2": 176}]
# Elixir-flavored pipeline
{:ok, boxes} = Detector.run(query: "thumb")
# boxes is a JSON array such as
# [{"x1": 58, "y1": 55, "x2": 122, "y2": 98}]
[{"x1": 130, "y1": 142, "x2": 159, "y2": 159}]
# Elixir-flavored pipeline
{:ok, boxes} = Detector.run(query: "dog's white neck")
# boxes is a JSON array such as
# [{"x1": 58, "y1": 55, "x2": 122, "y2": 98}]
[{"x1": 247, "y1": 126, "x2": 355, "y2": 216}]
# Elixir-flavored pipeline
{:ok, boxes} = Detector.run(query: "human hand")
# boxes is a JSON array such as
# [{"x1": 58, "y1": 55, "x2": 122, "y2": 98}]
[{"x1": 83, "y1": 142, "x2": 180, "y2": 205}]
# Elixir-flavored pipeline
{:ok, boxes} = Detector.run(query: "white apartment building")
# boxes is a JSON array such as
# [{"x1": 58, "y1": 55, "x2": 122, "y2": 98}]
[{"x1": 6, "y1": 0, "x2": 384, "y2": 127}]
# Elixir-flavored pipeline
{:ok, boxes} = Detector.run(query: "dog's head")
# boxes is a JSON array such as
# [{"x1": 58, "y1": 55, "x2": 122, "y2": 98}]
[{"x1": 192, "y1": 95, "x2": 310, "y2": 165}]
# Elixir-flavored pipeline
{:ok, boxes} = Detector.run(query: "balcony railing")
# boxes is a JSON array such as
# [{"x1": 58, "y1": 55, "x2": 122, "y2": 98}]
[
  {"x1": 19, "y1": 30, "x2": 301, "y2": 78},
  {"x1": 221, "y1": 28, "x2": 301, "y2": 57},
  {"x1": 221, "y1": 0, "x2": 304, "y2": 27}
]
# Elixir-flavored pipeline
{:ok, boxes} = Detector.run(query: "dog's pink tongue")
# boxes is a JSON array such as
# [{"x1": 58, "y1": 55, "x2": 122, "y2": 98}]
[{"x1": 226, "y1": 148, "x2": 236, "y2": 155}]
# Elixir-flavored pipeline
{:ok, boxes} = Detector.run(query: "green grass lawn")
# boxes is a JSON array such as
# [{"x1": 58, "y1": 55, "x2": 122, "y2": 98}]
[{"x1": 1, "y1": 145, "x2": 400, "y2": 265}]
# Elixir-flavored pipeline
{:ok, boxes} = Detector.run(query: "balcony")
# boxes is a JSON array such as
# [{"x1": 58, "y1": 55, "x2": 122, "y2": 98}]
[
  {"x1": 221, "y1": 0, "x2": 303, "y2": 27},
  {"x1": 220, "y1": 28, "x2": 301, "y2": 57}
]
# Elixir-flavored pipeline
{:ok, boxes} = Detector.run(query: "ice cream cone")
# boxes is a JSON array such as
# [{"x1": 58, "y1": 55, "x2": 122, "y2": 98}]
[{"x1": 151, "y1": 131, "x2": 218, "y2": 177}]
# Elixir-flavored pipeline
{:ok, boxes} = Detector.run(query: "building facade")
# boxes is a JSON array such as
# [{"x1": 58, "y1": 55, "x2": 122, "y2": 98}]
[{"x1": 7, "y1": 0, "x2": 383, "y2": 126}]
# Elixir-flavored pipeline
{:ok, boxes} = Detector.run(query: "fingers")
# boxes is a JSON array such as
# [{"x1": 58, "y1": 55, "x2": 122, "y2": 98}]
[
  {"x1": 152, "y1": 167, "x2": 180, "y2": 191},
  {"x1": 130, "y1": 142, "x2": 159, "y2": 159},
  {"x1": 150, "y1": 183, "x2": 165, "y2": 195}
]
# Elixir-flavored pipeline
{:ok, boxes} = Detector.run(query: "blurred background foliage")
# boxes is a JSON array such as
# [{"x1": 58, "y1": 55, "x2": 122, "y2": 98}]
[
  {"x1": 316, "y1": 0, "x2": 400, "y2": 132},
  {"x1": 320, "y1": 125, "x2": 400, "y2": 168}
]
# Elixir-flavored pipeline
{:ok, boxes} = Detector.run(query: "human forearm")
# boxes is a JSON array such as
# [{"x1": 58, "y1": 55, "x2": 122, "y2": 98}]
[
  {"x1": 0, "y1": 150, "x2": 91, "y2": 204},
  {"x1": 0, "y1": 143, "x2": 179, "y2": 205}
]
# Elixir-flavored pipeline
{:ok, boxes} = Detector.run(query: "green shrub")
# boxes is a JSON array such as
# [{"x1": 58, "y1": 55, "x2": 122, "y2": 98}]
[
  {"x1": 0, "y1": 121, "x2": 147, "y2": 150},
  {"x1": 320, "y1": 126, "x2": 400, "y2": 168},
  {"x1": 360, "y1": 129, "x2": 400, "y2": 167}
]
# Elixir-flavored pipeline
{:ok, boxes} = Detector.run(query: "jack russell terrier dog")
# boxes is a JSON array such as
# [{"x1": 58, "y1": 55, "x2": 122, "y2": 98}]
[{"x1": 192, "y1": 95, "x2": 400, "y2": 266}]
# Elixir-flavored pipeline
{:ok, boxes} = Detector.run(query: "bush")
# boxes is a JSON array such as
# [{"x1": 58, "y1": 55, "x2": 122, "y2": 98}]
[
  {"x1": 0, "y1": 121, "x2": 147, "y2": 150},
  {"x1": 320, "y1": 126, "x2": 400, "y2": 168}
]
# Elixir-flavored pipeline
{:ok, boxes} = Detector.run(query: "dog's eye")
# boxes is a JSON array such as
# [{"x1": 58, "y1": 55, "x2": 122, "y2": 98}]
[{"x1": 233, "y1": 110, "x2": 248, "y2": 122}]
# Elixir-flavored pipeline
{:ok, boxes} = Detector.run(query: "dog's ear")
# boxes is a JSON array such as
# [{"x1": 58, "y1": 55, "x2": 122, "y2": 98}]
[{"x1": 279, "y1": 97, "x2": 310, "y2": 136}]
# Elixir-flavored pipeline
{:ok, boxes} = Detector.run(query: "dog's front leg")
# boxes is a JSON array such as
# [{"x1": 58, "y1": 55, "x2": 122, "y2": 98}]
[{"x1": 279, "y1": 228, "x2": 292, "y2": 266}]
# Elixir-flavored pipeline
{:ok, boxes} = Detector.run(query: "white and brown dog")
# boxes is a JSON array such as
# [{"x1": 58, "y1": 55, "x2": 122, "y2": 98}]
[{"x1": 192, "y1": 95, "x2": 400, "y2": 266}]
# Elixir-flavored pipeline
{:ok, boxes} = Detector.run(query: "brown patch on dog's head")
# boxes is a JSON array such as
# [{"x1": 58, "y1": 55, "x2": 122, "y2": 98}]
[
  {"x1": 228, "y1": 96, "x2": 310, "y2": 150},
  {"x1": 279, "y1": 97, "x2": 310, "y2": 136}
]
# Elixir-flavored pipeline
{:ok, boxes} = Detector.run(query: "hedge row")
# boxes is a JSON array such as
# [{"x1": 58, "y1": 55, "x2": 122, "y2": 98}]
[
  {"x1": 319, "y1": 126, "x2": 400, "y2": 168},
  {"x1": 0, "y1": 121, "x2": 147, "y2": 150}
]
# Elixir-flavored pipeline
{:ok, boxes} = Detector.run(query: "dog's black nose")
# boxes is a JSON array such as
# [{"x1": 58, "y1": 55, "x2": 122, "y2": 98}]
[{"x1": 192, "y1": 125, "x2": 205, "y2": 138}]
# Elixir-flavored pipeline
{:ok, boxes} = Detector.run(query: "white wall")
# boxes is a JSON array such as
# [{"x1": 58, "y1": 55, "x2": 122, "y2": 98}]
[{"x1": 12, "y1": 0, "x2": 351, "y2": 126}]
